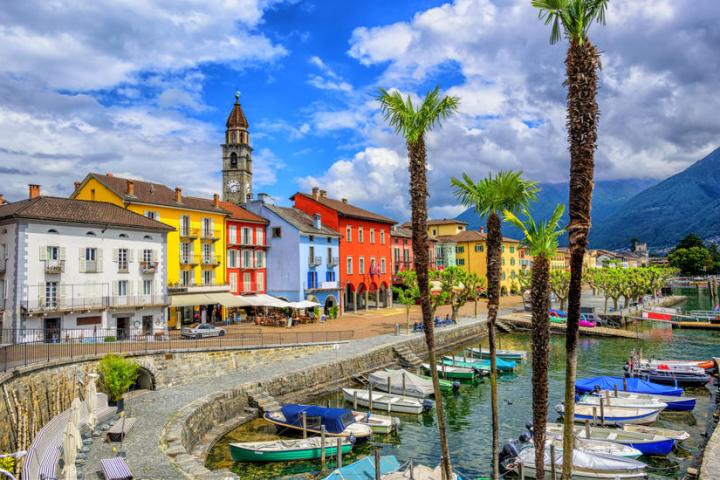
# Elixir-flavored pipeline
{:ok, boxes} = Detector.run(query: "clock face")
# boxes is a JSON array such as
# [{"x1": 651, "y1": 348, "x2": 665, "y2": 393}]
[{"x1": 226, "y1": 180, "x2": 241, "y2": 193}]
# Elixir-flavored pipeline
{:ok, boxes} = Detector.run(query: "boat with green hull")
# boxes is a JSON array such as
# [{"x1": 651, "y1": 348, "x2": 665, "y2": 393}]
[
  {"x1": 442, "y1": 355, "x2": 517, "y2": 373},
  {"x1": 421, "y1": 363, "x2": 479, "y2": 381},
  {"x1": 417, "y1": 374, "x2": 461, "y2": 391},
  {"x1": 229, "y1": 437, "x2": 352, "y2": 462}
]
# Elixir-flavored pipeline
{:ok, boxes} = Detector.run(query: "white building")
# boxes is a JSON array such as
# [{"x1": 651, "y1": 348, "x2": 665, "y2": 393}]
[{"x1": 0, "y1": 186, "x2": 173, "y2": 343}]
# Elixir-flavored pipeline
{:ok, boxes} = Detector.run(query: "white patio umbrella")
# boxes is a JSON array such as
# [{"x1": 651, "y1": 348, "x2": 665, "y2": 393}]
[
  {"x1": 69, "y1": 398, "x2": 83, "y2": 450},
  {"x1": 61, "y1": 421, "x2": 79, "y2": 480},
  {"x1": 85, "y1": 373, "x2": 98, "y2": 430}
]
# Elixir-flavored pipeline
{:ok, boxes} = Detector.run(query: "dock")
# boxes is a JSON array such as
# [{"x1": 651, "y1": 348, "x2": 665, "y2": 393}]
[{"x1": 498, "y1": 313, "x2": 647, "y2": 339}]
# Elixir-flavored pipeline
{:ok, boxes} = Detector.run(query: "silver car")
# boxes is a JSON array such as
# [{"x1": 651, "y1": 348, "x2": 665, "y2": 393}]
[{"x1": 181, "y1": 323, "x2": 226, "y2": 339}]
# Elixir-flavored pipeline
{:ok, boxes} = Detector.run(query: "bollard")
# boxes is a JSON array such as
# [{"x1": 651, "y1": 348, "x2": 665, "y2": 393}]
[
  {"x1": 614, "y1": 385, "x2": 618, "y2": 398},
  {"x1": 402, "y1": 372, "x2": 407, "y2": 397},
  {"x1": 395, "y1": 323, "x2": 400, "y2": 336},
  {"x1": 585, "y1": 420, "x2": 590, "y2": 439},
  {"x1": 336, "y1": 437, "x2": 343, "y2": 468},
  {"x1": 368, "y1": 384, "x2": 373, "y2": 410},
  {"x1": 387, "y1": 377, "x2": 392, "y2": 396},
  {"x1": 518, "y1": 461, "x2": 524, "y2": 480},
  {"x1": 623, "y1": 377, "x2": 628, "y2": 391}
]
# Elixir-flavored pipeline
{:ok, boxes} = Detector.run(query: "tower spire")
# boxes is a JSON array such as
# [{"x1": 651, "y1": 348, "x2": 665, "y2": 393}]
[{"x1": 222, "y1": 91, "x2": 252, "y2": 205}]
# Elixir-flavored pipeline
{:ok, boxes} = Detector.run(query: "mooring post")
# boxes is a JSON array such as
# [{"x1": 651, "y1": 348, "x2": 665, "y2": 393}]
[
  {"x1": 302, "y1": 411, "x2": 307, "y2": 439},
  {"x1": 585, "y1": 420, "x2": 590, "y2": 439},
  {"x1": 336, "y1": 437, "x2": 343, "y2": 468},
  {"x1": 599, "y1": 398, "x2": 605, "y2": 426},
  {"x1": 320, "y1": 426, "x2": 326, "y2": 471},
  {"x1": 409, "y1": 458, "x2": 415, "y2": 480},
  {"x1": 368, "y1": 384, "x2": 373, "y2": 410},
  {"x1": 592, "y1": 406, "x2": 598, "y2": 426},
  {"x1": 623, "y1": 377, "x2": 628, "y2": 391},
  {"x1": 614, "y1": 385, "x2": 618, "y2": 397},
  {"x1": 402, "y1": 372, "x2": 407, "y2": 397},
  {"x1": 550, "y1": 443, "x2": 557, "y2": 480},
  {"x1": 518, "y1": 461, "x2": 524, "y2": 480},
  {"x1": 387, "y1": 377, "x2": 392, "y2": 396},
  {"x1": 374, "y1": 449, "x2": 381, "y2": 480},
  {"x1": 353, "y1": 390, "x2": 358, "y2": 410}
]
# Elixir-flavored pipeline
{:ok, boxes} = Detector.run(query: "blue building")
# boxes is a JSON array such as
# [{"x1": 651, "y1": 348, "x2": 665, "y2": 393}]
[{"x1": 246, "y1": 195, "x2": 341, "y2": 313}]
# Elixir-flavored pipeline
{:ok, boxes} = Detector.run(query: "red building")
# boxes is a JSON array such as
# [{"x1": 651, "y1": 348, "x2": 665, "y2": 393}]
[
  {"x1": 292, "y1": 188, "x2": 395, "y2": 313},
  {"x1": 219, "y1": 201, "x2": 269, "y2": 295},
  {"x1": 391, "y1": 226, "x2": 438, "y2": 285}
]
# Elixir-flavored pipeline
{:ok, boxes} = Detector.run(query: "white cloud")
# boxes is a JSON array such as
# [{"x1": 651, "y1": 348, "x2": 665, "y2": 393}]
[
  {"x1": 306, "y1": 55, "x2": 353, "y2": 93},
  {"x1": 253, "y1": 148, "x2": 287, "y2": 187}
]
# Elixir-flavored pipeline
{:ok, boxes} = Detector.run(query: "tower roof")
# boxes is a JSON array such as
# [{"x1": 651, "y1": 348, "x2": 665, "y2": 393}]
[{"x1": 226, "y1": 92, "x2": 249, "y2": 129}]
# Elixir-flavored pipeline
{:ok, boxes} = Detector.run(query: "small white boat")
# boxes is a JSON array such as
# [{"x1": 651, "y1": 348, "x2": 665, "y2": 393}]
[
  {"x1": 468, "y1": 347, "x2": 527, "y2": 361},
  {"x1": 342, "y1": 388, "x2": 433, "y2": 415},
  {"x1": 622, "y1": 424, "x2": 690, "y2": 442},
  {"x1": 547, "y1": 423, "x2": 675, "y2": 455},
  {"x1": 596, "y1": 389, "x2": 696, "y2": 412},
  {"x1": 545, "y1": 434, "x2": 642, "y2": 459},
  {"x1": 577, "y1": 394, "x2": 667, "y2": 411},
  {"x1": 511, "y1": 445, "x2": 647, "y2": 479},
  {"x1": 352, "y1": 411, "x2": 399, "y2": 434},
  {"x1": 555, "y1": 403, "x2": 662, "y2": 425},
  {"x1": 369, "y1": 369, "x2": 435, "y2": 398},
  {"x1": 382, "y1": 464, "x2": 461, "y2": 479}
]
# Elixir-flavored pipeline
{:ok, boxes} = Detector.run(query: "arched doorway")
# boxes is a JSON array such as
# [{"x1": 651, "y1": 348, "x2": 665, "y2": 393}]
[
  {"x1": 379, "y1": 281, "x2": 389, "y2": 308},
  {"x1": 130, "y1": 367, "x2": 156, "y2": 392},
  {"x1": 357, "y1": 283, "x2": 367, "y2": 310},
  {"x1": 324, "y1": 295, "x2": 337, "y2": 315},
  {"x1": 345, "y1": 283, "x2": 356, "y2": 312}
]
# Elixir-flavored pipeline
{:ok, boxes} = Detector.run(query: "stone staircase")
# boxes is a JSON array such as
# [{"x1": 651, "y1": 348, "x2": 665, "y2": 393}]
[
  {"x1": 496, "y1": 321, "x2": 513, "y2": 333},
  {"x1": 245, "y1": 385, "x2": 282, "y2": 413},
  {"x1": 393, "y1": 345, "x2": 423, "y2": 369}
]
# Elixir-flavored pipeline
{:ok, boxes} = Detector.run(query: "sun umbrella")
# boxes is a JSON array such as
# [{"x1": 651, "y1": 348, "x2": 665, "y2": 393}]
[
  {"x1": 86, "y1": 373, "x2": 98, "y2": 430},
  {"x1": 61, "y1": 421, "x2": 78, "y2": 480},
  {"x1": 69, "y1": 398, "x2": 83, "y2": 450}
]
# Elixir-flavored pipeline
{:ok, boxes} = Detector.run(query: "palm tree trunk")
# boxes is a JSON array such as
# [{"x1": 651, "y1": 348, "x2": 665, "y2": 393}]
[
  {"x1": 531, "y1": 255, "x2": 551, "y2": 480},
  {"x1": 561, "y1": 38, "x2": 601, "y2": 480},
  {"x1": 408, "y1": 135, "x2": 453, "y2": 479},
  {"x1": 486, "y1": 211, "x2": 502, "y2": 479}
]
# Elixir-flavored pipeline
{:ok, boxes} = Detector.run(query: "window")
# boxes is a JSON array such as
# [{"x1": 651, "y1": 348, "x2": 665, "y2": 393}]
[
  {"x1": 359, "y1": 257, "x2": 365, "y2": 274},
  {"x1": 510, "y1": 246, "x2": 515, "y2": 254},
  {"x1": 45, "y1": 282, "x2": 58, "y2": 307},
  {"x1": 327, "y1": 237, "x2": 332, "y2": 243},
  {"x1": 119, "y1": 233, "x2": 128, "y2": 239},
  {"x1": 456, "y1": 246, "x2": 465, "y2": 253},
  {"x1": 118, "y1": 248, "x2": 128, "y2": 272},
  {"x1": 229, "y1": 272, "x2": 238, "y2": 293},
  {"x1": 227, "y1": 250, "x2": 238, "y2": 268},
  {"x1": 254, "y1": 250, "x2": 265, "y2": 268},
  {"x1": 202, "y1": 243, "x2": 213, "y2": 263},
  {"x1": 230, "y1": 152, "x2": 238, "y2": 168},
  {"x1": 326, "y1": 270, "x2": 336, "y2": 282},
  {"x1": 90, "y1": 189, "x2": 95, "y2": 201},
  {"x1": 142, "y1": 249, "x2": 153, "y2": 263},
  {"x1": 203, "y1": 270, "x2": 213, "y2": 285},
  {"x1": 307, "y1": 271, "x2": 319, "y2": 289},
  {"x1": 347, "y1": 256, "x2": 353, "y2": 274},
  {"x1": 381, "y1": 257, "x2": 386, "y2": 274},
  {"x1": 143, "y1": 235, "x2": 152, "y2": 240},
  {"x1": 346, "y1": 226, "x2": 352, "y2": 242},
  {"x1": 181, "y1": 242, "x2": 191, "y2": 263},
  {"x1": 309, "y1": 235, "x2": 315, "y2": 242},
  {"x1": 117, "y1": 280, "x2": 128, "y2": 297},
  {"x1": 358, "y1": 227, "x2": 364, "y2": 243},
  {"x1": 380, "y1": 230, "x2": 385, "y2": 244},
  {"x1": 369, "y1": 229, "x2": 375, "y2": 244},
  {"x1": 145, "y1": 211, "x2": 158, "y2": 220},
  {"x1": 228, "y1": 225, "x2": 237, "y2": 244},
  {"x1": 502, "y1": 258, "x2": 506, "y2": 266},
  {"x1": 370, "y1": 258, "x2": 376, "y2": 274},
  {"x1": 243, "y1": 272, "x2": 252, "y2": 291},
  {"x1": 255, "y1": 228, "x2": 264, "y2": 246},
  {"x1": 180, "y1": 215, "x2": 190, "y2": 236},
  {"x1": 511, "y1": 270, "x2": 517, "y2": 279},
  {"x1": 47, "y1": 229, "x2": 58, "y2": 234},
  {"x1": 474, "y1": 245, "x2": 484, "y2": 252},
  {"x1": 501, "y1": 272, "x2": 506, "y2": 280},
  {"x1": 242, "y1": 250, "x2": 252, "y2": 268},
  {"x1": 403, "y1": 249, "x2": 410, "y2": 262},
  {"x1": 47, "y1": 246, "x2": 59, "y2": 260},
  {"x1": 459, "y1": 226, "x2": 465, "y2": 231},
  {"x1": 393, "y1": 247, "x2": 400, "y2": 262},
  {"x1": 432, "y1": 229, "x2": 437, "y2": 236},
  {"x1": 309, "y1": 246, "x2": 315, "y2": 265},
  {"x1": 457, "y1": 258, "x2": 465, "y2": 266},
  {"x1": 242, "y1": 227, "x2": 252, "y2": 244},
  {"x1": 256, "y1": 271, "x2": 265, "y2": 291},
  {"x1": 272, "y1": 227, "x2": 282, "y2": 238},
  {"x1": 181, "y1": 270, "x2": 192, "y2": 286},
  {"x1": 143, "y1": 279, "x2": 152, "y2": 295},
  {"x1": 85, "y1": 248, "x2": 96, "y2": 261},
  {"x1": 510, "y1": 258, "x2": 516, "y2": 266},
  {"x1": 202, "y1": 218, "x2": 212, "y2": 237},
  {"x1": 502, "y1": 245, "x2": 505, "y2": 253},
  {"x1": 86, "y1": 231, "x2": 96, "y2": 236}
]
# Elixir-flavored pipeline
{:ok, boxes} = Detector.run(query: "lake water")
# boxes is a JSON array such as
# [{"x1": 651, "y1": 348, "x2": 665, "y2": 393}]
[{"x1": 207, "y1": 288, "x2": 719, "y2": 479}]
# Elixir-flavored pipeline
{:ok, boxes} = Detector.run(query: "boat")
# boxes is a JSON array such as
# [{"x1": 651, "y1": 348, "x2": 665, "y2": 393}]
[
  {"x1": 622, "y1": 424, "x2": 690, "y2": 443},
  {"x1": 352, "y1": 411, "x2": 399, "y2": 435},
  {"x1": 633, "y1": 357, "x2": 715, "y2": 372},
  {"x1": 509, "y1": 445, "x2": 647, "y2": 479},
  {"x1": 229, "y1": 437, "x2": 352, "y2": 462},
  {"x1": 504, "y1": 431, "x2": 642, "y2": 459},
  {"x1": 417, "y1": 373, "x2": 462, "y2": 391},
  {"x1": 421, "y1": 363, "x2": 479, "y2": 381},
  {"x1": 441, "y1": 355, "x2": 516, "y2": 372},
  {"x1": 263, "y1": 405, "x2": 373, "y2": 439},
  {"x1": 595, "y1": 390, "x2": 695, "y2": 412},
  {"x1": 369, "y1": 369, "x2": 435, "y2": 398},
  {"x1": 577, "y1": 394, "x2": 667, "y2": 411},
  {"x1": 382, "y1": 463, "x2": 463, "y2": 479},
  {"x1": 555, "y1": 403, "x2": 662, "y2": 425},
  {"x1": 624, "y1": 365, "x2": 710, "y2": 387},
  {"x1": 468, "y1": 347, "x2": 527, "y2": 361},
  {"x1": 323, "y1": 455, "x2": 401, "y2": 479},
  {"x1": 342, "y1": 388, "x2": 434, "y2": 414},
  {"x1": 579, "y1": 319, "x2": 596, "y2": 328},
  {"x1": 550, "y1": 316, "x2": 565, "y2": 324},
  {"x1": 575, "y1": 376, "x2": 683, "y2": 396},
  {"x1": 547, "y1": 422, "x2": 675, "y2": 455}
]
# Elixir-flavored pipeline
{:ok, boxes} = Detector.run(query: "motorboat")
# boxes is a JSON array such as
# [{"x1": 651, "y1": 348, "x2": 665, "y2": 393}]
[{"x1": 263, "y1": 404, "x2": 373, "y2": 439}]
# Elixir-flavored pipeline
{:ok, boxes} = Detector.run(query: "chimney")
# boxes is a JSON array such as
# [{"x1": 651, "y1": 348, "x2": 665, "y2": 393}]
[
  {"x1": 73, "y1": 181, "x2": 81, "y2": 191},
  {"x1": 257, "y1": 193, "x2": 272, "y2": 205},
  {"x1": 175, "y1": 187, "x2": 182, "y2": 203},
  {"x1": 106, "y1": 172, "x2": 113, "y2": 177},
  {"x1": 319, "y1": 189, "x2": 327, "y2": 199},
  {"x1": 213, "y1": 193, "x2": 219, "y2": 207},
  {"x1": 341, "y1": 198, "x2": 348, "y2": 204},
  {"x1": 478, "y1": 226, "x2": 485, "y2": 234},
  {"x1": 311, "y1": 187, "x2": 319, "y2": 200},
  {"x1": 28, "y1": 184, "x2": 40, "y2": 199},
  {"x1": 126, "y1": 180, "x2": 135, "y2": 196}
]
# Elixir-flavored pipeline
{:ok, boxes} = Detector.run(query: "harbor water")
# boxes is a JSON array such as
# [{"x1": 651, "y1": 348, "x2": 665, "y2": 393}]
[{"x1": 207, "y1": 289, "x2": 718, "y2": 479}]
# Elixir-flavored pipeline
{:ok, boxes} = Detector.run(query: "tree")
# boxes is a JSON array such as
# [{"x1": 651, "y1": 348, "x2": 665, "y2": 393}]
[
  {"x1": 532, "y1": 2, "x2": 608, "y2": 476},
  {"x1": 550, "y1": 270, "x2": 571, "y2": 310},
  {"x1": 379, "y1": 86, "x2": 459, "y2": 479},
  {"x1": 668, "y1": 247, "x2": 713, "y2": 276},
  {"x1": 394, "y1": 270, "x2": 420, "y2": 334},
  {"x1": 505, "y1": 203, "x2": 565, "y2": 480},
  {"x1": 430, "y1": 267, "x2": 485, "y2": 321},
  {"x1": 98, "y1": 354, "x2": 139, "y2": 402},
  {"x1": 675, "y1": 233, "x2": 705, "y2": 250},
  {"x1": 451, "y1": 171, "x2": 538, "y2": 478}
]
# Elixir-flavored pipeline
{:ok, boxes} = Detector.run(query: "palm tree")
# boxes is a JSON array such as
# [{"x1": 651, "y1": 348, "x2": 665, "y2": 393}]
[
  {"x1": 379, "y1": 86, "x2": 459, "y2": 479},
  {"x1": 532, "y1": 1, "x2": 608, "y2": 476},
  {"x1": 451, "y1": 171, "x2": 538, "y2": 478},
  {"x1": 504, "y1": 204, "x2": 565, "y2": 480}
]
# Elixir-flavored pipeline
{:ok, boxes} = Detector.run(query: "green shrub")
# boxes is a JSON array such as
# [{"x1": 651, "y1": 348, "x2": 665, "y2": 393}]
[
  {"x1": 328, "y1": 305, "x2": 339, "y2": 319},
  {"x1": 98, "y1": 354, "x2": 139, "y2": 402},
  {"x1": 103, "y1": 336, "x2": 117, "y2": 343}
]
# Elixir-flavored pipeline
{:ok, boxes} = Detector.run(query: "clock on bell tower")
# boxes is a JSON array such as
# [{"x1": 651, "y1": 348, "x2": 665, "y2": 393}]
[{"x1": 222, "y1": 91, "x2": 253, "y2": 205}]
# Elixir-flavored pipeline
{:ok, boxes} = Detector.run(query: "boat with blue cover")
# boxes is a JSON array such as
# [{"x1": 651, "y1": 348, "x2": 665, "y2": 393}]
[
  {"x1": 263, "y1": 405, "x2": 373, "y2": 439},
  {"x1": 547, "y1": 423, "x2": 675, "y2": 456},
  {"x1": 595, "y1": 390, "x2": 695, "y2": 412},
  {"x1": 323, "y1": 455, "x2": 401, "y2": 479},
  {"x1": 575, "y1": 376, "x2": 683, "y2": 396}
]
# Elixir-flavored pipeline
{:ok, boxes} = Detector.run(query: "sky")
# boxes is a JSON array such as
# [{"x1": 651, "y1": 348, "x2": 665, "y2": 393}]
[{"x1": 1, "y1": 0, "x2": 719, "y2": 222}]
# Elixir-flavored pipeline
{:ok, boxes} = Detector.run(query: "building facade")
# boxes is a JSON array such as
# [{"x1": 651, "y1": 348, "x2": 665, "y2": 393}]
[
  {"x1": 222, "y1": 92, "x2": 253, "y2": 205},
  {"x1": 390, "y1": 226, "x2": 413, "y2": 285},
  {"x1": 219, "y1": 201, "x2": 268, "y2": 295},
  {"x1": 292, "y1": 188, "x2": 395, "y2": 312},
  {"x1": 0, "y1": 190, "x2": 172, "y2": 342},
  {"x1": 246, "y1": 196, "x2": 341, "y2": 312},
  {"x1": 449, "y1": 230, "x2": 522, "y2": 294}
]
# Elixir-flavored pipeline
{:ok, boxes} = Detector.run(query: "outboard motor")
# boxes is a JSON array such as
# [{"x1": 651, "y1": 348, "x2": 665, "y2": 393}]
[
  {"x1": 500, "y1": 433, "x2": 532, "y2": 470},
  {"x1": 452, "y1": 381, "x2": 461, "y2": 392},
  {"x1": 525, "y1": 422, "x2": 534, "y2": 435},
  {"x1": 421, "y1": 399, "x2": 435, "y2": 412}
]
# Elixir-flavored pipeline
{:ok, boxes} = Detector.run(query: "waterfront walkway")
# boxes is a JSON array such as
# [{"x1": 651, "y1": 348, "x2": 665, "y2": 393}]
[{"x1": 82, "y1": 314, "x2": 492, "y2": 479}]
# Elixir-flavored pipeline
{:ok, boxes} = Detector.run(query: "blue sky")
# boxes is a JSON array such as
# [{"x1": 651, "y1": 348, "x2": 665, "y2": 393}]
[{"x1": 1, "y1": 0, "x2": 719, "y2": 221}]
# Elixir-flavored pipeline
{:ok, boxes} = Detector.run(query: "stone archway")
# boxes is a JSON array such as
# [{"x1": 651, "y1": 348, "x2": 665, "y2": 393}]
[
  {"x1": 357, "y1": 283, "x2": 368, "y2": 310},
  {"x1": 379, "y1": 281, "x2": 390, "y2": 308},
  {"x1": 323, "y1": 295, "x2": 337, "y2": 315},
  {"x1": 130, "y1": 366, "x2": 156, "y2": 391}
]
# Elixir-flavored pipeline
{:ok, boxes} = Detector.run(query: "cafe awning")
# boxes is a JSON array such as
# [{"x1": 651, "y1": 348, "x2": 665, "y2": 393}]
[
  {"x1": 170, "y1": 292, "x2": 291, "y2": 308},
  {"x1": 169, "y1": 293, "x2": 216, "y2": 308}
]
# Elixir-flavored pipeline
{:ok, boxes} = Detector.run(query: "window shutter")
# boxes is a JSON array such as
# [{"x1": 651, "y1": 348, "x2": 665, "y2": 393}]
[
  {"x1": 39, "y1": 246, "x2": 47, "y2": 261},
  {"x1": 38, "y1": 285, "x2": 45, "y2": 305},
  {"x1": 60, "y1": 284, "x2": 68, "y2": 299},
  {"x1": 152, "y1": 249, "x2": 158, "y2": 263},
  {"x1": 59, "y1": 247, "x2": 66, "y2": 261},
  {"x1": 97, "y1": 249, "x2": 103, "y2": 272},
  {"x1": 112, "y1": 248, "x2": 119, "y2": 262},
  {"x1": 79, "y1": 248, "x2": 86, "y2": 273},
  {"x1": 128, "y1": 249, "x2": 135, "y2": 262},
  {"x1": 112, "y1": 281, "x2": 118, "y2": 296}
]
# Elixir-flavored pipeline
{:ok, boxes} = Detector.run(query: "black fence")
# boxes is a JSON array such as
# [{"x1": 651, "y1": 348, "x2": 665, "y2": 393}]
[{"x1": 0, "y1": 327, "x2": 354, "y2": 373}]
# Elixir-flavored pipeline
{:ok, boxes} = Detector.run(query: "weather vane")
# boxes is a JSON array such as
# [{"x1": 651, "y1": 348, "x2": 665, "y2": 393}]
[{"x1": 234, "y1": 89, "x2": 241, "y2": 102}]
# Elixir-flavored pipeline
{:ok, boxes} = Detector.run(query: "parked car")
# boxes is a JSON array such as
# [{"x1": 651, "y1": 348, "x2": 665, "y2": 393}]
[{"x1": 181, "y1": 323, "x2": 226, "y2": 339}]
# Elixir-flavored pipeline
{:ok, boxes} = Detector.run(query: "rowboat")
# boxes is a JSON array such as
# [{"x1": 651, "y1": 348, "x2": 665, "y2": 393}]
[
  {"x1": 547, "y1": 422, "x2": 675, "y2": 455},
  {"x1": 442, "y1": 355, "x2": 516, "y2": 372},
  {"x1": 550, "y1": 316, "x2": 565, "y2": 324},
  {"x1": 577, "y1": 394, "x2": 667, "y2": 411},
  {"x1": 504, "y1": 432, "x2": 642, "y2": 459},
  {"x1": 554, "y1": 403, "x2": 662, "y2": 425},
  {"x1": 229, "y1": 437, "x2": 352, "y2": 462},
  {"x1": 468, "y1": 347, "x2": 527, "y2": 361},
  {"x1": 625, "y1": 366, "x2": 710, "y2": 387},
  {"x1": 369, "y1": 369, "x2": 435, "y2": 398},
  {"x1": 324, "y1": 455, "x2": 401, "y2": 479},
  {"x1": 509, "y1": 446, "x2": 647, "y2": 479},
  {"x1": 342, "y1": 388, "x2": 433, "y2": 414},
  {"x1": 634, "y1": 357, "x2": 715, "y2": 372},
  {"x1": 595, "y1": 390, "x2": 696, "y2": 412},
  {"x1": 352, "y1": 411, "x2": 399, "y2": 434},
  {"x1": 622, "y1": 424, "x2": 690, "y2": 442},
  {"x1": 263, "y1": 405, "x2": 373, "y2": 439},
  {"x1": 421, "y1": 363, "x2": 479, "y2": 381},
  {"x1": 417, "y1": 373, "x2": 461, "y2": 391},
  {"x1": 382, "y1": 463, "x2": 463, "y2": 479},
  {"x1": 575, "y1": 376, "x2": 683, "y2": 396}
]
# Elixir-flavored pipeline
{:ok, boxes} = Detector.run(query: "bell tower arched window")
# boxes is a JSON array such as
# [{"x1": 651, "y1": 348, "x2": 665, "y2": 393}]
[{"x1": 230, "y1": 152, "x2": 238, "y2": 169}]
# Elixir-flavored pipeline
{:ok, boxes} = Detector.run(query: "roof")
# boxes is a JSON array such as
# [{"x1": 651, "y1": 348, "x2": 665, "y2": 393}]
[
  {"x1": 439, "y1": 230, "x2": 520, "y2": 244},
  {"x1": 265, "y1": 204, "x2": 340, "y2": 237},
  {"x1": 218, "y1": 201, "x2": 267, "y2": 224},
  {"x1": 0, "y1": 197, "x2": 174, "y2": 232},
  {"x1": 401, "y1": 218, "x2": 468, "y2": 228},
  {"x1": 293, "y1": 192, "x2": 396, "y2": 225},
  {"x1": 80, "y1": 173, "x2": 228, "y2": 215},
  {"x1": 391, "y1": 226, "x2": 413, "y2": 239},
  {"x1": 226, "y1": 97, "x2": 248, "y2": 129}
]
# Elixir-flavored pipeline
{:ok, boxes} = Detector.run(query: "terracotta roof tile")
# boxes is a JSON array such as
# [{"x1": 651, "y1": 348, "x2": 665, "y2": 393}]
[
  {"x1": 218, "y1": 201, "x2": 267, "y2": 224},
  {"x1": 226, "y1": 99, "x2": 249, "y2": 129},
  {"x1": 266, "y1": 205, "x2": 341, "y2": 237},
  {"x1": 391, "y1": 226, "x2": 413, "y2": 238},
  {"x1": 294, "y1": 192, "x2": 396, "y2": 225},
  {"x1": 400, "y1": 218, "x2": 468, "y2": 228},
  {"x1": 439, "y1": 230, "x2": 520, "y2": 243}
]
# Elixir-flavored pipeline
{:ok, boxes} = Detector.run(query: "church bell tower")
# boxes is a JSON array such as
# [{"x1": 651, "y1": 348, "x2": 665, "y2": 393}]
[{"x1": 222, "y1": 91, "x2": 252, "y2": 204}]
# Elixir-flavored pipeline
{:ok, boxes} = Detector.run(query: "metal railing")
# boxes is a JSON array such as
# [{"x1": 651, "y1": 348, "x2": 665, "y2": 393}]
[
  {"x1": 0, "y1": 258, "x2": 6, "y2": 273},
  {"x1": 328, "y1": 256, "x2": 339, "y2": 266},
  {"x1": 199, "y1": 255, "x2": 221, "y2": 266},
  {"x1": 0, "y1": 327, "x2": 354, "y2": 372},
  {"x1": 21, "y1": 294, "x2": 168, "y2": 312},
  {"x1": 201, "y1": 228, "x2": 221, "y2": 241},
  {"x1": 309, "y1": 256, "x2": 322, "y2": 267},
  {"x1": 179, "y1": 227, "x2": 199, "y2": 239},
  {"x1": 141, "y1": 261, "x2": 158, "y2": 273},
  {"x1": 44, "y1": 259, "x2": 65, "y2": 274}
]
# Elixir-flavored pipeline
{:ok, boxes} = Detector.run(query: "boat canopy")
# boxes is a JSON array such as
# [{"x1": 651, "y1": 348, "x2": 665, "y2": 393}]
[
  {"x1": 575, "y1": 376, "x2": 683, "y2": 396},
  {"x1": 281, "y1": 404, "x2": 355, "y2": 434}
]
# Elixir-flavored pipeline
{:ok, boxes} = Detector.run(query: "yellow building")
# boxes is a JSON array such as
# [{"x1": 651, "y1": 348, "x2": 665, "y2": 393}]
[
  {"x1": 448, "y1": 230, "x2": 522, "y2": 295},
  {"x1": 551, "y1": 247, "x2": 570, "y2": 271},
  {"x1": 72, "y1": 173, "x2": 229, "y2": 327},
  {"x1": 426, "y1": 219, "x2": 468, "y2": 238}
]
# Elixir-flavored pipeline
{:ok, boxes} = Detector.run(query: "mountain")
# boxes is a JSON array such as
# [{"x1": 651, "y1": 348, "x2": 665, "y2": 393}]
[
  {"x1": 590, "y1": 147, "x2": 720, "y2": 251},
  {"x1": 455, "y1": 179, "x2": 657, "y2": 246}
]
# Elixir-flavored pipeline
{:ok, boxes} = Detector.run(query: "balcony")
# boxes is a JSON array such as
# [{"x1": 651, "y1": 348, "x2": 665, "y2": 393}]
[
  {"x1": 327, "y1": 256, "x2": 339, "y2": 267},
  {"x1": 179, "y1": 227, "x2": 199, "y2": 240},
  {"x1": 201, "y1": 229, "x2": 221, "y2": 242},
  {"x1": 141, "y1": 261, "x2": 158, "y2": 274},
  {"x1": 108, "y1": 294, "x2": 168, "y2": 308},
  {"x1": 180, "y1": 256, "x2": 199, "y2": 267},
  {"x1": 44, "y1": 259, "x2": 65, "y2": 274},
  {"x1": 308, "y1": 256, "x2": 322, "y2": 267},
  {"x1": 199, "y1": 255, "x2": 221, "y2": 267},
  {"x1": 304, "y1": 280, "x2": 339, "y2": 291},
  {"x1": 0, "y1": 258, "x2": 6, "y2": 273}
]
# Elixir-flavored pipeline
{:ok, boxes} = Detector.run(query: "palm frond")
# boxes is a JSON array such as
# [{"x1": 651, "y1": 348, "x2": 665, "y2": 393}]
[
  {"x1": 502, "y1": 204, "x2": 566, "y2": 258},
  {"x1": 532, "y1": 0, "x2": 608, "y2": 45}
]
